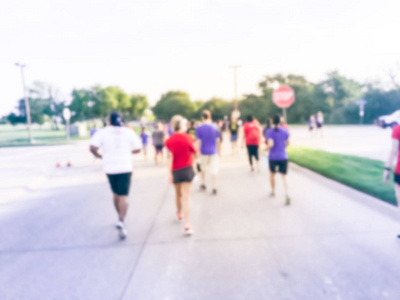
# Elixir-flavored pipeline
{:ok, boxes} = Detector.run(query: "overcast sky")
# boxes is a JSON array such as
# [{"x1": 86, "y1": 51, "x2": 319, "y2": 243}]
[{"x1": 1, "y1": 0, "x2": 399, "y2": 116}]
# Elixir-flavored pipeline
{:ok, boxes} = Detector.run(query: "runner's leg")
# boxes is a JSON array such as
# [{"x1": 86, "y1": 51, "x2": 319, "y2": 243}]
[
  {"x1": 174, "y1": 183, "x2": 183, "y2": 215},
  {"x1": 247, "y1": 145, "x2": 253, "y2": 168},
  {"x1": 281, "y1": 174, "x2": 288, "y2": 196},
  {"x1": 270, "y1": 172, "x2": 276, "y2": 195},
  {"x1": 254, "y1": 146, "x2": 260, "y2": 171},
  {"x1": 181, "y1": 182, "x2": 192, "y2": 229},
  {"x1": 117, "y1": 196, "x2": 129, "y2": 221}
]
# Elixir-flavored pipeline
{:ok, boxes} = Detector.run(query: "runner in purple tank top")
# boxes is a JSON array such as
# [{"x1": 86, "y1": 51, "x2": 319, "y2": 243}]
[{"x1": 265, "y1": 114, "x2": 291, "y2": 205}]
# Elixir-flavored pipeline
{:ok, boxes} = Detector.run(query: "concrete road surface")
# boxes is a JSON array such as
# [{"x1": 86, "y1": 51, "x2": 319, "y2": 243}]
[
  {"x1": 290, "y1": 125, "x2": 392, "y2": 161},
  {"x1": 1, "y1": 136, "x2": 400, "y2": 299}
]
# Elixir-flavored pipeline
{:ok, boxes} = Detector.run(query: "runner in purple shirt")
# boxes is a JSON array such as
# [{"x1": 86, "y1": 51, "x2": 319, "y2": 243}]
[
  {"x1": 195, "y1": 110, "x2": 221, "y2": 195},
  {"x1": 265, "y1": 114, "x2": 290, "y2": 205}
]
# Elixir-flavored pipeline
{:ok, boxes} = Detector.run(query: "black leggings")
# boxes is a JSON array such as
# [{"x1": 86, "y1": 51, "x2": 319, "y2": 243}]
[{"x1": 246, "y1": 145, "x2": 259, "y2": 166}]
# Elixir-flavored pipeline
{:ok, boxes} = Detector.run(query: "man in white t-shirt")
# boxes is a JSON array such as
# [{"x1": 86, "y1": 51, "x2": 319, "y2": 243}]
[{"x1": 90, "y1": 112, "x2": 142, "y2": 240}]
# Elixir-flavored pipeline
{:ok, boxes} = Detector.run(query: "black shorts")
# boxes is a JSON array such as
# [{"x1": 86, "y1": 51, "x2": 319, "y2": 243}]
[
  {"x1": 155, "y1": 145, "x2": 163, "y2": 153},
  {"x1": 316, "y1": 122, "x2": 323, "y2": 128},
  {"x1": 173, "y1": 166, "x2": 195, "y2": 184},
  {"x1": 107, "y1": 172, "x2": 132, "y2": 196},
  {"x1": 395, "y1": 173, "x2": 400, "y2": 185},
  {"x1": 269, "y1": 160, "x2": 288, "y2": 174}
]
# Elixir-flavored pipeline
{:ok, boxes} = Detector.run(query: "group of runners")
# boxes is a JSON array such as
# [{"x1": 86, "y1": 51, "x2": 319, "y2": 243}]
[
  {"x1": 308, "y1": 111, "x2": 324, "y2": 137},
  {"x1": 89, "y1": 110, "x2": 291, "y2": 239}
]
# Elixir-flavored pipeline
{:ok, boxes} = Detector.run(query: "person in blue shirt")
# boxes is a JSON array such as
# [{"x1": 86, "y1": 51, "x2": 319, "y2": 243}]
[{"x1": 140, "y1": 126, "x2": 150, "y2": 161}]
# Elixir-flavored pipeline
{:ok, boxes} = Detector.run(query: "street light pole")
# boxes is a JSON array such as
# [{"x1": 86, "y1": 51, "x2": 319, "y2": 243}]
[
  {"x1": 15, "y1": 63, "x2": 33, "y2": 144},
  {"x1": 230, "y1": 65, "x2": 241, "y2": 110}
]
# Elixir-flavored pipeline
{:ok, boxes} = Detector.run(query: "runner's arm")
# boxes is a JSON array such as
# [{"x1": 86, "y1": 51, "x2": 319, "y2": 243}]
[
  {"x1": 195, "y1": 139, "x2": 201, "y2": 154},
  {"x1": 89, "y1": 145, "x2": 102, "y2": 159},
  {"x1": 217, "y1": 138, "x2": 222, "y2": 155},
  {"x1": 384, "y1": 139, "x2": 399, "y2": 182},
  {"x1": 266, "y1": 139, "x2": 274, "y2": 151}
]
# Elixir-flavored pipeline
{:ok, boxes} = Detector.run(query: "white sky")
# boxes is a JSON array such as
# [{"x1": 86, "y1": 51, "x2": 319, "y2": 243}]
[{"x1": 1, "y1": 0, "x2": 400, "y2": 116}]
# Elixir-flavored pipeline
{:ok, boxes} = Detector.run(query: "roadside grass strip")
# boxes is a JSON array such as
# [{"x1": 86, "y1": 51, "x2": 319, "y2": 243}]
[{"x1": 287, "y1": 146, "x2": 397, "y2": 205}]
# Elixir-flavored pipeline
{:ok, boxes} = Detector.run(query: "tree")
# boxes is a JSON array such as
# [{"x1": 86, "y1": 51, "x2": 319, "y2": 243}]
[
  {"x1": 70, "y1": 88, "x2": 99, "y2": 122},
  {"x1": 153, "y1": 91, "x2": 195, "y2": 121},
  {"x1": 127, "y1": 94, "x2": 149, "y2": 120},
  {"x1": 196, "y1": 98, "x2": 233, "y2": 120}
]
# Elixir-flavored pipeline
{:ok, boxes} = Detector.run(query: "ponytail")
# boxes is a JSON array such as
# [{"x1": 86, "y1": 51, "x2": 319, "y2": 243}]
[{"x1": 272, "y1": 115, "x2": 280, "y2": 132}]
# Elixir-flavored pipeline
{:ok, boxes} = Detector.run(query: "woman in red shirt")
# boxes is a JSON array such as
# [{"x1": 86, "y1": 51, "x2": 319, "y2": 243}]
[
  {"x1": 165, "y1": 115, "x2": 197, "y2": 235},
  {"x1": 384, "y1": 125, "x2": 400, "y2": 239}
]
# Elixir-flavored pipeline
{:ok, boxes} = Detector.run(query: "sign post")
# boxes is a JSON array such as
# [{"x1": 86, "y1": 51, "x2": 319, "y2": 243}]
[
  {"x1": 356, "y1": 99, "x2": 367, "y2": 125},
  {"x1": 63, "y1": 108, "x2": 71, "y2": 140},
  {"x1": 272, "y1": 85, "x2": 296, "y2": 123}
]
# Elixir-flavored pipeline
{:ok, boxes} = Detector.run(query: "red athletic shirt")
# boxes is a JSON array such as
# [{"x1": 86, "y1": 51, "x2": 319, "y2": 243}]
[
  {"x1": 165, "y1": 133, "x2": 196, "y2": 170},
  {"x1": 392, "y1": 125, "x2": 400, "y2": 174},
  {"x1": 243, "y1": 120, "x2": 261, "y2": 145}
]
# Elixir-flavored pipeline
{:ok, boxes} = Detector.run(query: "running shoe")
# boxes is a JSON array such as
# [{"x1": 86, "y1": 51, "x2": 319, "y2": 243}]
[
  {"x1": 212, "y1": 189, "x2": 217, "y2": 195},
  {"x1": 116, "y1": 220, "x2": 124, "y2": 230},
  {"x1": 285, "y1": 196, "x2": 291, "y2": 206},
  {"x1": 269, "y1": 192, "x2": 275, "y2": 198},
  {"x1": 200, "y1": 184, "x2": 206, "y2": 191},
  {"x1": 177, "y1": 212, "x2": 183, "y2": 222},
  {"x1": 184, "y1": 227, "x2": 194, "y2": 236},
  {"x1": 119, "y1": 227, "x2": 128, "y2": 240}
]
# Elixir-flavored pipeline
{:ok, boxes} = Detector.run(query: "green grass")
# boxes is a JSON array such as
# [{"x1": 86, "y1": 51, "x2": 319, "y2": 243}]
[
  {"x1": 287, "y1": 147, "x2": 397, "y2": 205},
  {"x1": 0, "y1": 128, "x2": 87, "y2": 147}
]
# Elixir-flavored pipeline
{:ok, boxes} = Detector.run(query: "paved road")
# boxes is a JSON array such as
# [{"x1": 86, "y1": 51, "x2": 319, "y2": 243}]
[
  {"x1": 290, "y1": 125, "x2": 392, "y2": 161},
  {"x1": 1, "y1": 135, "x2": 400, "y2": 299}
]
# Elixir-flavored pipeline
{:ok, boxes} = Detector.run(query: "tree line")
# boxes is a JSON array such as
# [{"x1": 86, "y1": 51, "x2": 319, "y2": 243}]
[{"x1": 4, "y1": 71, "x2": 399, "y2": 126}]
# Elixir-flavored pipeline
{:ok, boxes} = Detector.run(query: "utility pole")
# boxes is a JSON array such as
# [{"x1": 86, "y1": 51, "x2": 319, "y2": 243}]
[
  {"x1": 15, "y1": 63, "x2": 33, "y2": 144},
  {"x1": 230, "y1": 65, "x2": 241, "y2": 110}
]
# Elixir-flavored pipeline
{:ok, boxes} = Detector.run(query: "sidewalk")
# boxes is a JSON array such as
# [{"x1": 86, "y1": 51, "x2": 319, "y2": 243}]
[{"x1": 1, "y1": 141, "x2": 400, "y2": 299}]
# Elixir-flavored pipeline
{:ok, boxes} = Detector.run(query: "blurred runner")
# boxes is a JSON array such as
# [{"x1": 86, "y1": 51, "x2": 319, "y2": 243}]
[
  {"x1": 384, "y1": 124, "x2": 400, "y2": 238},
  {"x1": 316, "y1": 111, "x2": 324, "y2": 137},
  {"x1": 222, "y1": 115, "x2": 229, "y2": 132},
  {"x1": 263, "y1": 118, "x2": 273, "y2": 139},
  {"x1": 140, "y1": 126, "x2": 150, "y2": 161},
  {"x1": 187, "y1": 120, "x2": 197, "y2": 138},
  {"x1": 152, "y1": 122, "x2": 165, "y2": 165},
  {"x1": 165, "y1": 115, "x2": 197, "y2": 236},
  {"x1": 229, "y1": 117, "x2": 239, "y2": 155},
  {"x1": 187, "y1": 120, "x2": 201, "y2": 181},
  {"x1": 90, "y1": 124, "x2": 98, "y2": 137},
  {"x1": 308, "y1": 115, "x2": 316, "y2": 135},
  {"x1": 243, "y1": 115, "x2": 261, "y2": 172},
  {"x1": 266, "y1": 114, "x2": 290, "y2": 205},
  {"x1": 196, "y1": 110, "x2": 221, "y2": 195},
  {"x1": 280, "y1": 116, "x2": 289, "y2": 132},
  {"x1": 89, "y1": 112, "x2": 142, "y2": 240}
]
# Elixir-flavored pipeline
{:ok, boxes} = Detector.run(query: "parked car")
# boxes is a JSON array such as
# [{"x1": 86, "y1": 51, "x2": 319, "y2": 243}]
[{"x1": 375, "y1": 110, "x2": 400, "y2": 128}]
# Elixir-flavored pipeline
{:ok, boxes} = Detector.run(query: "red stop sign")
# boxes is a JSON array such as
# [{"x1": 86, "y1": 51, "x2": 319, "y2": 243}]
[{"x1": 272, "y1": 86, "x2": 295, "y2": 108}]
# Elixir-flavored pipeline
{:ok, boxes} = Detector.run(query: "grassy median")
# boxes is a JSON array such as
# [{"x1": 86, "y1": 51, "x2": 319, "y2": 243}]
[{"x1": 287, "y1": 147, "x2": 397, "y2": 205}]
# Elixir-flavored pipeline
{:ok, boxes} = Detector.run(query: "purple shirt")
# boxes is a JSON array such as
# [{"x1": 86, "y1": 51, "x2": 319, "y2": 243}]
[
  {"x1": 140, "y1": 132, "x2": 149, "y2": 144},
  {"x1": 266, "y1": 128, "x2": 289, "y2": 161},
  {"x1": 196, "y1": 123, "x2": 220, "y2": 155}
]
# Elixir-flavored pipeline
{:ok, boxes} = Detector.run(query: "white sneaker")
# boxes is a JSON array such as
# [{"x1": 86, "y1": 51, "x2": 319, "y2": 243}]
[
  {"x1": 184, "y1": 227, "x2": 194, "y2": 236},
  {"x1": 116, "y1": 220, "x2": 124, "y2": 230},
  {"x1": 119, "y1": 227, "x2": 128, "y2": 240}
]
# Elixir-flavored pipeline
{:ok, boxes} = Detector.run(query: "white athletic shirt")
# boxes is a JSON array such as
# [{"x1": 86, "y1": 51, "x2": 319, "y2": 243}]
[{"x1": 90, "y1": 126, "x2": 142, "y2": 174}]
